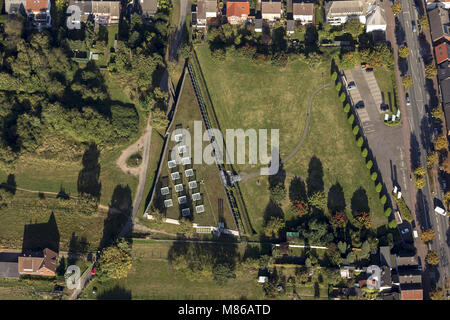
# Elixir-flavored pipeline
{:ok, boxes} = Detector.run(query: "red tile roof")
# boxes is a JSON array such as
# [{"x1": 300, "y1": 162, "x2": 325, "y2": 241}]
[
  {"x1": 435, "y1": 42, "x2": 450, "y2": 65},
  {"x1": 401, "y1": 289, "x2": 423, "y2": 300},
  {"x1": 26, "y1": 0, "x2": 48, "y2": 12},
  {"x1": 226, "y1": 1, "x2": 250, "y2": 17}
]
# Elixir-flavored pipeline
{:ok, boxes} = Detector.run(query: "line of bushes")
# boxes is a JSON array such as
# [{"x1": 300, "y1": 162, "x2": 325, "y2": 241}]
[
  {"x1": 331, "y1": 70, "x2": 392, "y2": 217},
  {"x1": 392, "y1": 192, "x2": 413, "y2": 222}
]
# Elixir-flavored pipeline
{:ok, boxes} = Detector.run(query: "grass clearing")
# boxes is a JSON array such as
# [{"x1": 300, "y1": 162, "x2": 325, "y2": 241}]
[
  {"x1": 195, "y1": 44, "x2": 387, "y2": 234},
  {"x1": 374, "y1": 66, "x2": 398, "y2": 113}
]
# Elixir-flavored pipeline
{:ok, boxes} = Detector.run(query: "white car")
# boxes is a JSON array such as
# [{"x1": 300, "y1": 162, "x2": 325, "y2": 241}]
[
  {"x1": 413, "y1": 230, "x2": 418, "y2": 238},
  {"x1": 434, "y1": 206, "x2": 447, "y2": 216},
  {"x1": 401, "y1": 228, "x2": 409, "y2": 234}
]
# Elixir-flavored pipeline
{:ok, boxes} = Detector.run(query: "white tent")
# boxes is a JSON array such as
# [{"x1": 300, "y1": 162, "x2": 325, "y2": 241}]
[
  {"x1": 196, "y1": 205, "x2": 205, "y2": 213},
  {"x1": 175, "y1": 184, "x2": 183, "y2": 192},
  {"x1": 164, "y1": 199, "x2": 173, "y2": 207},
  {"x1": 178, "y1": 196, "x2": 187, "y2": 205}
]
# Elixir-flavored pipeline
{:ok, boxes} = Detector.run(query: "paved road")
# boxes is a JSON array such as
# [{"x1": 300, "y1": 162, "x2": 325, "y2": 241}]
[{"x1": 397, "y1": 0, "x2": 450, "y2": 289}]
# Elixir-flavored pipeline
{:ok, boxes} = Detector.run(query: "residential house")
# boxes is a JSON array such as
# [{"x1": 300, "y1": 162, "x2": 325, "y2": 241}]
[
  {"x1": 325, "y1": 0, "x2": 374, "y2": 25},
  {"x1": 18, "y1": 248, "x2": 58, "y2": 277},
  {"x1": 138, "y1": 0, "x2": 158, "y2": 17},
  {"x1": 292, "y1": 2, "x2": 315, "y2": 25},
  {"x1": 426, "y1": 0, "x2": 450, "y2": 9},
  {"x1": 261, "y1": 0, "x2": 282, "y2": 21},
  {"x1": 69, "y1": 0, "x2": 121, "y2": 25},
  {"x1": 196, "y1": 0, "x2": 217, "y2": 27},
  {"x1": 396, "y1": 254, "x2": 423, "y2": 300},
  {"x1": 226, "y1": 1, "x2": 250, "y2": 25},
  {"x1": 255, "y1": 18, "x2": 263, "y2": 32},
  {"x1": 365, "y1": 2, "x2": 386, "y2": 32},
  {"x1": 428, "y1": 7, "x2": 450, "y2": 43},
  {"x1": 286, "y1": 19, "x2": 295, "y2": 34},
  {"x1": 0, "y1": 252, "x2": 20, "y2": 279},
  {"x1": 5, "y1": 0, "x2": 26, "y2": 14},
  {"x1": 25, "y1": 0, "x2": 51, "y2": 29},
  {"x1": 435, "y1": 41, "x2": 450, "y2": 65}
]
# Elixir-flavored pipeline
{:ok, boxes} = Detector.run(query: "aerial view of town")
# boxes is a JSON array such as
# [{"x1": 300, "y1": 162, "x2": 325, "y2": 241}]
[{"x1": 0, "y1": 0, "x2": 449, "y2": 304}]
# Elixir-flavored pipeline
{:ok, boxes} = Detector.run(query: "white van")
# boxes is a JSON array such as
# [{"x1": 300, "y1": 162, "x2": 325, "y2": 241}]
[
  {"x1": 434, "y1": 206, "x2": 447, "y2": 216},
  {"x1": 413, "y1": 230, "x2": 418, "y2": 238}
]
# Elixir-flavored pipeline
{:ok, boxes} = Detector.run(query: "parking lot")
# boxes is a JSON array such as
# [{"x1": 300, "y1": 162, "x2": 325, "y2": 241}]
[{"x1": 342, "y1": 67, "x2": 412, "y2": 215}]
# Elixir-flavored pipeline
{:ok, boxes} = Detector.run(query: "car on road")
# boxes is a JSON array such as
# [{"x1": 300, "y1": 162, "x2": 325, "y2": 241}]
[
  {"x1": 418, "y1": 256, "x2": 422, "y2": 271},
  {"x1": 355, "y1": 101, "x2": 365, "y2": 109},
  {"x1": 406, "y1": 93, "x2": 411, "y2": 106},
  {"x1": 435, "y1": 206, "x2": 447, "y2": 216},
  {"x1": 401, "y1": 228, "x2": 409, "y2": 234},
  {"x1": 412, "y1": 21, "x2": 417, "y2": 32},
  {"x1": 347, "y1": 81, "x2": 356, "y2": 90},
  {"x1": 413, "y1": 230, "x2": 418, "y2": 238},
  {"x1": 365, "y1": 67, "x2": 373, "y2": 72}
]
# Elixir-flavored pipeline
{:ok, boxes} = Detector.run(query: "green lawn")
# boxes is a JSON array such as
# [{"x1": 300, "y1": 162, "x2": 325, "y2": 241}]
[
  {"x1": 148, "y1": 76, "x2": 237, "y2": 229},
  {"x1": 374, "y1": 66, "x2": 398, "y2": 113},
  {"x1": 0, "y1": 278, "x2": 57, "y2": 300},
  {"x1": 195, "y1": 44, "x2": 386, "y2": 234}
]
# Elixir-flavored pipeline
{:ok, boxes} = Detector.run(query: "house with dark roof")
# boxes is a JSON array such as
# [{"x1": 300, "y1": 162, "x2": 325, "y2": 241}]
[
  {"x1": 25, "y1": 0, "x2": 51, "y2": 29},
  {"x1": 5, "y1": 0, "x2": 26, "y2": 14},
  {"x1": 395, "y1": 253, "x2": 423, "y2": 300},
  {"x1": 428, "y1": 7, "x2": 450, "y2": 43},
  {"x1": 255, "y1": 18, "x2": 263, "y2": 32},
  {"x1": 137, "y1": 0, "x2": 158, "y2": 17},
  {"x1": 0, "y1": 252, "x2": 20, "y2": 279},
  {"x1": 287, "y1": 19, "x2": 295, "y2": 34},
  {"x1": 426, "y1": 0, "x2": 450, "y2": 10},
  {"x1": 18, "y1": 248, "x2": 58, "y2": 277},
  {"x1": 226, "y1": 1, "x2": 250, "y2": 25},
  {"x1": 69, "y1": 0, "x2": 121, "y2": 25},
  {"x1": 261, "y1": 0, "x2": 281, "y2": 21}
]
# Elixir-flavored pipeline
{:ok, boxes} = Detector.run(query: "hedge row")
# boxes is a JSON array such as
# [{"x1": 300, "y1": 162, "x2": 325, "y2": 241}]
[{"x1": 393, "y1": 194, "x2": 413, "y2": 222}]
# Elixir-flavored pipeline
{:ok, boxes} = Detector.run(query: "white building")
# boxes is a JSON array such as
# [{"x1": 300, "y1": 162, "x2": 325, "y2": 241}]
[
  {"x1": 261, "y1": 1, "x2": 282, "y2": 21},
  {"x1": 325, "y1": 0, "x2": 374, "y2": 25},
  {"x1": 426, "y1": 0, "x2": 450, "y2": 9},
  {"x1": 365, "y1": 3, "x2": 386, "y2": 32}
]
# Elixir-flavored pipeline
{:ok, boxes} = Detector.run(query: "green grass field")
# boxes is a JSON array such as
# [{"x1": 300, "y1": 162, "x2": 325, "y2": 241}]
[
  {"x1": 80, "y1": 240, "x2": 329, "y2": 300},
  {"x1": 149, "y1": 76, "x2": 237, "y2": 229},
  {"x1": 195, "y1": 44, "x2": 386, "y2": 234}
]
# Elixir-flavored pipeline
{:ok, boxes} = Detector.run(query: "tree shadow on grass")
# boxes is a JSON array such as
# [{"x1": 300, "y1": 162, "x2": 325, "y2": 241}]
[
  {"x1": 350, "y1": 187, "x2": 370, "y2": 216},
  {"x1": 307, "y1": 156, "x2": 324, "y2": 196},
  {"x1": 22, "y1": 212, "x2": 60, "y2": 253},
  {"x1": 327, "y1": 182, "x2": 346, "y2": 214},
  {"x1": 97, "y1": 285, "x2": 132, "y2": 300},
  {"x1": 289, "y1": 176, "x2": 307, "y2": 203},
  {"x1": 77, "y1": 143, "x2": 101, "y2": 200},
  {"x1": 99, "y1": 185, "x2": 132, "y2": 249}
]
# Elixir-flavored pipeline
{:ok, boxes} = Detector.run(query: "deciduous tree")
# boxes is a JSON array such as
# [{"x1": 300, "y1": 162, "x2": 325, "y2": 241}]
[
  {"x1": 402, "y1": 75, "x2": 413, "y2": 89},
  {"x1": 398, "y1": 46, "x2": 410, "y2": 58},
  {"x1": 420, "y1": 229, "x2": 435, "y2": 243},
  {"x1": 391, "y1": 1, "x2": 402, "y2": 15},
  {"x1": 434, "y1": 134, "x2": 448, "y2": 151},
  {"x1": 426, "y1": 250, "x2": 440, "y2": 265}
]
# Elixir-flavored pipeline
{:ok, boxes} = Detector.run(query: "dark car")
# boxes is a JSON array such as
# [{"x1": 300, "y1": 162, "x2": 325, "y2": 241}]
[
  {"x1": 356, "y1": 101, "x2": 365, "y2": 109},
  {"x1": 347, "y1": 81, "x2": 356, "y2": 90},
  {"x1": 412, "y1": 20, "x2": 417, "y2": 32},
  {"x1": 365, "y1": 68, "x2": 373, "y2": 72}
]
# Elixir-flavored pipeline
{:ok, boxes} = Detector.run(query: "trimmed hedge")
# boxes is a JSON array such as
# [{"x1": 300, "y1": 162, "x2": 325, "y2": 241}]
[
  {"x1": 380, "y1": 195, "x2": 387, "y2": 205},
  {"x1": 393, "y1": 195, "x2": 413, "y2": 222},
  {"x1": 366, "y1": 160, "x2": 373, "y2": 169},
  {"x1": 335, "y1": 82, "x2": 342, "y2": 91},
  {"x1": 371, "y1": 172, "x2": 378, "y2": 181},
  {"x1": 331, "y1": 72, "x2": 338, "y2": 81},
  {"x1": 388, "y1": 219, "x2": 397, "y2": 229},
  {"x1": 339, "y1": 93, "x2": 346, "y2": 102},
  {"x1": 361, "y1": 148, "x2": 368, "y2": 158},
  {"x1": 375, "y1": 183, "x2": 382, "y2": 193},
  {"x1": 384, "y1": 207, "x2": 392, "y2": 217},
  {"x1": 344, "y1": 104, "x2": 350, "y2": 113},
  {"x1": 357, "y1": 137, "x2": 364, "y2": 147},
  {"x1": 348, "y1": 114, "x2": 355, "y2": 125},
  {"x1": 353, "y1": 125, "x2": 360, "y2": 135}
]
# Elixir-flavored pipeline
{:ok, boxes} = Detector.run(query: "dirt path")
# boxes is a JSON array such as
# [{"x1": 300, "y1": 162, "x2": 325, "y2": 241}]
[{"x1": 116, "y1": 127, "x2": 149, "y2": 177}]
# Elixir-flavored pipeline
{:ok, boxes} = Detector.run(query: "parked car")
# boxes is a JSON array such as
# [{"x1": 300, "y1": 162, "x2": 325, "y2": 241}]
[
  {"x1": 365, "y1": 67, "x2": 373, "y2": 72},
  {"x1": 406, "y1": 93, "x2": 411, "y2": 106},
  {"x1": 401, "y1": 228, "x2": 409, "y2": 234},
  {"x1": 434, "y1": 206, "x2": 447, "y2": 216},
  {"x1": 356, "y1": 101, "x2": 365, "y2": 109},
  {"x1": 418, "y1": 256, "x2": 422, "y2": 271},
  {"x1": 413, "y1": 230, "x2": 418, "y2": 238},
  {"x1": 412, "y1": 20, "x2": 417, "y2": 32},
  {"x1": 347, "y1": 81, "x2": 356, "y2": 90},
  {"x1": 91, "y1": 266, "x2": 96, "y2": 275}
]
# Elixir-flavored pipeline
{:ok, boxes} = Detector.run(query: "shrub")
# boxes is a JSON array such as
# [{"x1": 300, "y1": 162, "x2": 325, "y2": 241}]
[
  {"x1": 344, "y1": 104, "x2": 350, "y2": 113},
  {"x1": 371, "y1": 172, "x2": 378, "y2": 181},
  {"x1": 384, "y1": 207, "x2": 392, "y2": 217},
  {"x1": 388, "y1": 220, "x2": 397, "y2": 229},
  {"x1": 353, "y1": 125, "x2": 360, "y2": 135},
  {"x1": 357, "y1": 137, "x2": 364, "y2": 147},
  {"x1": 331, "y1": 72, "x2": 338, "y2": 81},
  {"x1": 339, "y1": 93, "x2": 346, "y2": 102},
  {"x1": 380, "y1": 195, "x2": 387, "y2": 205},
  {"x1": 366, "y1": 160, "x2": 373, "y2": 169},
  {"x1": 375, "y1": 183, "x2": 382, "y2": 193},
  {"x1": 393, "y1": 195, "x2": 413, "y2": 222},
  {"x1": 361, "y1": 148, "x2": 368, "y2": 158},
  {"x1": 348, "y1": 114, "x2": 354, "y2": 125},
  {"x1": 335, "y1": 82, "x2": 342, "y2": 91}
]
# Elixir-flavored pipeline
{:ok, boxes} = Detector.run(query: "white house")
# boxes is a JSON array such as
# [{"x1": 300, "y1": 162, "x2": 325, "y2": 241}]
[
  {"x1": 261, "y1": 0, "x2": 282, "y2": 21},
  {"x1": 293, "y1": 2, "x2": 315, "y2": 25},
  {"x1": 426, "y1": 0, "x2": 450, "y2": 9},
  {"x1": 365, "y1": 3, "x2": 386, "y2": 32},
  {"x1": 325, "y1": 0, "x2": 374, "y2": 25}
]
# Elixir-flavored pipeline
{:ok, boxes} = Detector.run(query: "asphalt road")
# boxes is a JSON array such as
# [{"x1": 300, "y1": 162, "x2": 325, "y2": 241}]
[{"x1": 398, "y1": 0, "x2": 450, "y2": 288}]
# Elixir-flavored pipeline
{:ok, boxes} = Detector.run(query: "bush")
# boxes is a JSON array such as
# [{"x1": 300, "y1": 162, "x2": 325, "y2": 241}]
[
  {"x1": 331, "y1": 72, "x2": 338, "y2": 81},
  {"x1": 393, "y1": 195, "x2": 413, "y2": 222},
  {"x1": 388, "y1": 220, "x2": 397, "y2": 229},
  {"x1": 344, "y1": 104, "x2": 350, "y2": 113},
  {"x1": 353, "y1": 125, "x2": 360, "y2": 135},
  {"x1": 361, "y1": 148, "x2": 368, "y2": 158},
  {"x1": 366, "y1": 160, "x2": 373, "y2": 169},
  {"x1": 335, "y1": 82, "x2": 342, "y2": 91},
  {"x1": 348, "y1": 114, "x2": 354, "y2": 125},
  {"x1": 384, "y1": 207, "x2": 392, "y2": 217},
  {"x1": 380, "y1": 195, "x2": 387, "y2": 205},
  {"x1": 371, "y1": 172, "x2": 378, "y2": 181},
  {"x1": 357, "y1": 137, "x2": 364, "y2": 147},
  {"x1": 339, "y1": 93, "x2": 346, "y2": 102},
  {"x1": 375, "y1": 183, "x2": 382, "y2": 193}
]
